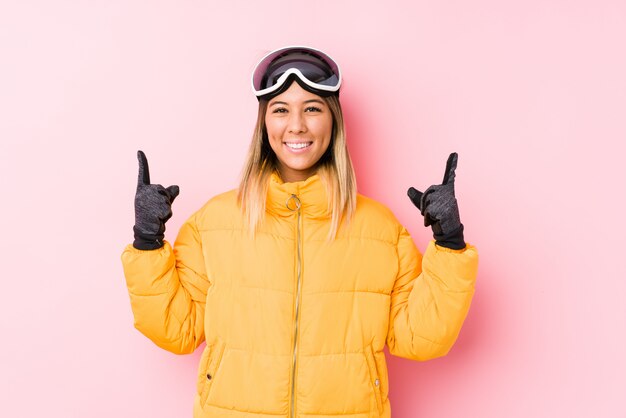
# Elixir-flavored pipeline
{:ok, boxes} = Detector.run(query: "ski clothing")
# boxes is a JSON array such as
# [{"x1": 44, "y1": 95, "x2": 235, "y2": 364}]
[
  {"x1": 408, "y1": 152, "x2": 465, "y2": 249},
  {"x1": 121, "y1": 173, "x2": 478, "y2": 417},
  {"x1": 134, "y1": 150, "x2": 180, "y2": 250}
]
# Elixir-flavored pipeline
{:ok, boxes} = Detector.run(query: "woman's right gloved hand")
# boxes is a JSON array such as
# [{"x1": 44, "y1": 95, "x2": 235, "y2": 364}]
[{"x1": 133, "y1": 150, "x2": 180, "y2": 250}]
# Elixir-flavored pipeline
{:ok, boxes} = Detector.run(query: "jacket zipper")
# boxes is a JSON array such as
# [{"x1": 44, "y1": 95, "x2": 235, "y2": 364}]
[{"x1": 286, "y1": 194, "x2": 302, "y2": 418}]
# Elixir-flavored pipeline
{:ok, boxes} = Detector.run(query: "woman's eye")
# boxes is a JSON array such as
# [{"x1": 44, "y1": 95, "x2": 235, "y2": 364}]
[
  {"x1": 272, "y1": 108, "x2": 287, "y2": 113},
  {"x1": 305, "y1": 106, "x2": 322, "y2": 112}
]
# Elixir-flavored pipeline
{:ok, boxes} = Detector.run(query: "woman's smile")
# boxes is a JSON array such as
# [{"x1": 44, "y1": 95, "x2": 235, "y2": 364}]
[{"x1": 284, "y1": 141, "x2": 313, "y2": 151}]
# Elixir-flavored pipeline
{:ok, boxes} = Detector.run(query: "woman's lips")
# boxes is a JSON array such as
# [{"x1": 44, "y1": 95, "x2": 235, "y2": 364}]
[{"x1": 284, "y1": 142, "x2": 313, "y2": 152}]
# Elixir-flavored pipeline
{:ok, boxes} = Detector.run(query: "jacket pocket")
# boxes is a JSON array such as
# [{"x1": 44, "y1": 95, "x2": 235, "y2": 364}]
[
  {"x1": 363, "y1": 343, "x2": 383, "y2": 415},
  {"x1": 197, "y1": 338, "x2": 226, "y2": 407}
]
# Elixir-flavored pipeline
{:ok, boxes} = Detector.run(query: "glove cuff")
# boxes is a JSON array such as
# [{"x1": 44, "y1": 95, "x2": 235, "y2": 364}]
[
  {"x1": 434, "y1": 223, "x2": 466, "y2": 250},
  {"x1": 133, "y1": 225, "x2": 165, "y2": 250}
]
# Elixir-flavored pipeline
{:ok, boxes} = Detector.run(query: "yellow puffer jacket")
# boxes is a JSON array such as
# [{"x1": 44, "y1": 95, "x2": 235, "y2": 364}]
[{"x1": 121, "y1": 173, "x2": 478, "y2": 418}]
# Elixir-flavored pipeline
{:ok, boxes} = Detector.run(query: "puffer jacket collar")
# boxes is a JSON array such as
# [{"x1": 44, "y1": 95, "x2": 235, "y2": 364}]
[{"x1": 266, "y1": 172, "x2": 331, "y2": 219}]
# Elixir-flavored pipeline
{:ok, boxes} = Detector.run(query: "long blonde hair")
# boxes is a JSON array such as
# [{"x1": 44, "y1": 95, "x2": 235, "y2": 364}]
[{"x1": 237, "y1": 94, "x2": 357, "y2": 240}]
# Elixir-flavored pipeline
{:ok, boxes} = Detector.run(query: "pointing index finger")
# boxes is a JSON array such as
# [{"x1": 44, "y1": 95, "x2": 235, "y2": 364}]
[
  {"x1": 442, "y1": 152, "x2": 458, "y2": 185},
  {"x1": 137, "y1": 150, "x2": 150, "y2": 186}
]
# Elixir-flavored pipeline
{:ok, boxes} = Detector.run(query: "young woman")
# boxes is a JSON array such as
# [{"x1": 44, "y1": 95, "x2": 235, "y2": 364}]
[{"x1": 122, "y1": 46, "x2": 478, "y2": 418}]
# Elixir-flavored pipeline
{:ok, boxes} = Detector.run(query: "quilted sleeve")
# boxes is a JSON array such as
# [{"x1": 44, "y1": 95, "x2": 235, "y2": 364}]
[
  {"x1": 386, "y1": 227, "x2": 478, "y2": 361},
  {"x1": 121, "y1": 213, "x2": 210, "y2": 355}
]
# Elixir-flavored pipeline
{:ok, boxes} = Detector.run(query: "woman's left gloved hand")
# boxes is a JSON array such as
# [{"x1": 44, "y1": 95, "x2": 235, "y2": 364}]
[{"x1": 407, "y1": 152, "x2": 466, "y2": 250}]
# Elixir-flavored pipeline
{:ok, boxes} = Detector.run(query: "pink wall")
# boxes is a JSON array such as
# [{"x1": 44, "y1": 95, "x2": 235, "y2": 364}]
[{"x1": 1, "y1": 1, "x2": 625, "y2": 417}]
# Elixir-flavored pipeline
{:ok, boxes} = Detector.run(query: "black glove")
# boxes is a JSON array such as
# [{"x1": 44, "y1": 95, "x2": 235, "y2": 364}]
[
  {"x1": 407, "y1": 152, "x2": 466, "y2": 250},
  {"x1": 133, "y1": 150, "x2": 180, "y2": 250}
]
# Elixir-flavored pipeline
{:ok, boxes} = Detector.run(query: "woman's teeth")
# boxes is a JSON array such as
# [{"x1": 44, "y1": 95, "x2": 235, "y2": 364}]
[{"x1": 285, "y1": 142, "x2": 312, "y2": 149}]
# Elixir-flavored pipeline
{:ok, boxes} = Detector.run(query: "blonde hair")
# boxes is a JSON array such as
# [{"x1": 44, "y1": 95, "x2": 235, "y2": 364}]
[{"x1": 237, "y1": 94, "x2": 357, "y2": 240}]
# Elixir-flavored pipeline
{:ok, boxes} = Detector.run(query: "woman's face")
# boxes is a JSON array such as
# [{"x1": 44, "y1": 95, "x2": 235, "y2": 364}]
[{"x1": 265, "y1": 82, "x2": 333, "y2": 183}]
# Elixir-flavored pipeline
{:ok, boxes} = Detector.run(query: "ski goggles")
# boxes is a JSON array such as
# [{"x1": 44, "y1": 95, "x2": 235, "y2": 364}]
[{"x1": 251, "y1": 46, "x2": 342, "y2": 100}]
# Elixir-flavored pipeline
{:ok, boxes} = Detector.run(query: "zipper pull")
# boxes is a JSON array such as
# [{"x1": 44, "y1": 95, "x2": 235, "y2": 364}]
[{"x1": 286, "y1": 194, "x2": 301, "y2": 212}]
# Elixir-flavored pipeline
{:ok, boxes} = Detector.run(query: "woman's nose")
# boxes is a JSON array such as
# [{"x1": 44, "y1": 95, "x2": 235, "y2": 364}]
[{"x1": 288, "y1": 112, "x2": 307, "y2": 133}]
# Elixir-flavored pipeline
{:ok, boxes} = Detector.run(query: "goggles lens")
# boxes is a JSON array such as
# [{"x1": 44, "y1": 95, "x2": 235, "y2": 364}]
[{"x1": 252, "y1": 46, "x2": 341, "y2": 98}]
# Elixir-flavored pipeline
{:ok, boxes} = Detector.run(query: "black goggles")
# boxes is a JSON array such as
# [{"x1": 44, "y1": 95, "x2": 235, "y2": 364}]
[{"x1": 251, "y1": 46, "x2": 342, "y2": 100}]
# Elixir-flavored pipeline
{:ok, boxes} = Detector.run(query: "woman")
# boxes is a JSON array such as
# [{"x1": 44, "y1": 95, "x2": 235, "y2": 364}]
[{"x1": 122, "y1": 46, "x2": 478, "y2": 418}]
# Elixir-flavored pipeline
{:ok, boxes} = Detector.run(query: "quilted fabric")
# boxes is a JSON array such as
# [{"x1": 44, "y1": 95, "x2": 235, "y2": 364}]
[{"x1": 121, "y1": 173, "x2": 478, "y2": 417}]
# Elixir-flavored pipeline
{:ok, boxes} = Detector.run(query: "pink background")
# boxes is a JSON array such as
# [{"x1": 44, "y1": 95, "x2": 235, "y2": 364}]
[{"x1": 1, "y1": 1, "x2": 625, "y2": 417}]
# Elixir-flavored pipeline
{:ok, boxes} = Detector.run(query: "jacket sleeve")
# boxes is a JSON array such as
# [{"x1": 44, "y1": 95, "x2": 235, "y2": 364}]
[
  {"x1": 121, "y1": 213, "x2": 210, "y2": 355},
  {"x1": 386, "y1": 227, "x2": 478, "y2": 361}
]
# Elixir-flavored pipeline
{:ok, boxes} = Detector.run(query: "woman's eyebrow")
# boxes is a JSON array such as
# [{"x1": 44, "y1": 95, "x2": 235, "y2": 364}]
[{"x1": 269, "y1": 99, "x2": 325, "y2": 107}]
